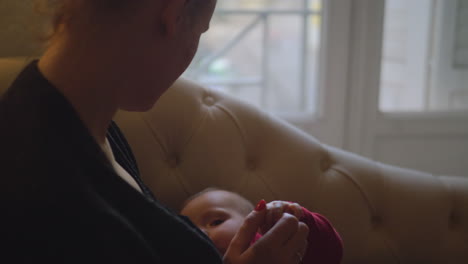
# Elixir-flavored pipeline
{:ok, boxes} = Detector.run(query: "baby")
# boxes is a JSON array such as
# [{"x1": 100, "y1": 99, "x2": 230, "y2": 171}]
[{"x1": 180, "y1": 188, "x2": 343, "y2": 264}]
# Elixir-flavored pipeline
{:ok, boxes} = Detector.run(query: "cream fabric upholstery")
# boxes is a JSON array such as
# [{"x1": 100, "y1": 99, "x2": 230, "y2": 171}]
[
  {"x1": 1, "y1": 58, "x2": 468, "y2": 264},
  {"x1": 0, "y1": 57, "x2": 31, "y2": 86}
]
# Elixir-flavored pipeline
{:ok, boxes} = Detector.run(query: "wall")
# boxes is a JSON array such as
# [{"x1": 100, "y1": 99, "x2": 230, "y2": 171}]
[{"x1": 0, "y1": 0, "x2": 46, "y2": 57}]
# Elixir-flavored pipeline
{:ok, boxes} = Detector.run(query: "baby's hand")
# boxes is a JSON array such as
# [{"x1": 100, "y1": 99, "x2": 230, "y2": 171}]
[{"x1": 261, "y1": 201, "x2": 303, "y2": 234}]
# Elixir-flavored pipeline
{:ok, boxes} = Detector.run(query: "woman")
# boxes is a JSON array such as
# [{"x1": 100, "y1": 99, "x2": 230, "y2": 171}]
[{"x1": 0, "y1": 0, "x2": 309, "y2": 263}]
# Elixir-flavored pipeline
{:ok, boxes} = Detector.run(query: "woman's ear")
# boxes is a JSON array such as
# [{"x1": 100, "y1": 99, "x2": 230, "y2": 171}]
[{"x1": 161, "y1": 0, "x2": 188, "y2": 36}]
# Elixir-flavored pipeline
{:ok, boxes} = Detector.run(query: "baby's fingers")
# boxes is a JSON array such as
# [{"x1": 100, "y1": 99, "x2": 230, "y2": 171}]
[
  {"x1": 263, "y1": 201, "x2": 286, "y2": 233},
  {"x1": 286, "y1": 203, "x2": 303, "y2": 219}
]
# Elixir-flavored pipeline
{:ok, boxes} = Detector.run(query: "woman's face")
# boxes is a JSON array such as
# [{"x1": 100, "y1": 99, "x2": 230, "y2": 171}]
[
  {"x1": 181, "y1": 190, "x2": 247, "y2": 255},
  {"x1": 178, "y1": 0, "x2": 218, "y2": 71},
  {"x1": 118, "y1": 0, "x2": 217, "y2": 111}
]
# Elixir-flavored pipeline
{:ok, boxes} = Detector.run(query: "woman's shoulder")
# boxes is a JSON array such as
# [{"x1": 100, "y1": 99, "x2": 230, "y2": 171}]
[{"x1": 0, "y1": 61, "x2": 101, "y2": 196}]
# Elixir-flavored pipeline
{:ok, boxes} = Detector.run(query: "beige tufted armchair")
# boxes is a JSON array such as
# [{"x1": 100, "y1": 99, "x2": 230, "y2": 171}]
[{"x1": 1, "y1": 57, "x2": 468, "y2": 264}]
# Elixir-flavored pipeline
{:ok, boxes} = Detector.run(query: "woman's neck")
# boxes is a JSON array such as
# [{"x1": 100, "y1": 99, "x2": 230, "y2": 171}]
[{"x1": 38, "y1": 37, "x2": 119, "y2": 146}]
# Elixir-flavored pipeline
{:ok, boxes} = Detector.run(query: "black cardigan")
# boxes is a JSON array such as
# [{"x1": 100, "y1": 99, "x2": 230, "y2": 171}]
[{"x1": 0, "y1": 61, "x2": 222, "y2": 263}]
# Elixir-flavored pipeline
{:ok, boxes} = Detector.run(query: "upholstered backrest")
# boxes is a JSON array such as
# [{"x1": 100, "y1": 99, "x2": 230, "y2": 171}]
[
  {"x1": 2, "y1": 58, "x2": 468, "y2": 263},
  {"x1": 0, "y1": 57, "x2": 31, "y2": 91},
  {"x1": 115, "y1": 79, "x2": 468, "y2": 264}
]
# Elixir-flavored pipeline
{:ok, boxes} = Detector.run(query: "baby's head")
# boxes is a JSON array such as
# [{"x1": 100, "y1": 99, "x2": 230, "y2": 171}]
[{"x1": 180, "y1": 188, "x2": 254, "y2": 254}]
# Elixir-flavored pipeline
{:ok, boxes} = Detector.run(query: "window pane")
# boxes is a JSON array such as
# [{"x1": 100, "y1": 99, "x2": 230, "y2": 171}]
[
  {"x1": 184, "y1": 0, "x2": 323, "y2": 114},
  {"x1": 380, "y1": 0, "x2": 468, "y2": 112}
]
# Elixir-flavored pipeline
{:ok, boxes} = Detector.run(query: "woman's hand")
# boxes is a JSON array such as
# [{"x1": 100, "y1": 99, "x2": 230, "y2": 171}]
[
  {"x1": 223, "y1": 201, "x2": 309, "y2": 264},
  {"x1": 263, "y1": 201, "x2": 303, "y2": 234}
]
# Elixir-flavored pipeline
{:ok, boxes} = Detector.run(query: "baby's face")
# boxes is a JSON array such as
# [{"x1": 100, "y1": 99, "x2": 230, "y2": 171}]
[{"x1": 181, "y1": 190, "x2": 247, "y2": 254}]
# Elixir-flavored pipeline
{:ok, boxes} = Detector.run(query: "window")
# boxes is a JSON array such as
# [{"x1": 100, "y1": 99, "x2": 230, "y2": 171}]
[
  {"x1": 184, "y1": 0, "x2": 323, "y2": 114},
  {"x1": 379, "y1": 0, "x2": 468, "y2": 112}
]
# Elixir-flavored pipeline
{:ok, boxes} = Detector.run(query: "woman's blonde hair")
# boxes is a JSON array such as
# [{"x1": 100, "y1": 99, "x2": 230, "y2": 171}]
[
  {"x1": 36, "y1": 0, "x2": 210, "y2": 37},
  {"x1": 34, "y1": 0, "x2": 142, "y2": 41}
]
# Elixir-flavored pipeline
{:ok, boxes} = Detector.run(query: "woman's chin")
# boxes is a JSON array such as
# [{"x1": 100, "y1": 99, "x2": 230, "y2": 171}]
[
  {"x1": 120, "y1": 101, "x2": 156, "y2": 112},
  {"x1": 119, "y1": 92, "x2": 163, "y2": 112}
]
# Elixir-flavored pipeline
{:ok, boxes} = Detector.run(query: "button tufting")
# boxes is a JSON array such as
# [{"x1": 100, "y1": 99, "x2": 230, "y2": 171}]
[
  {"x1": 168, "y1": 155, "x2": 180, "y2": 168},
  {"x1": 449, "y1": 211, "x2": 460, "y2": 228},
  {"x1": 371, "y1": 215, "x2": 383, "y2": 227},
  {"x1": 204, "y1": 96, "x2": 215, "y2": 106},
  {"x1": 321, "y1": 158, "x2": 331, "y2": 171},
  {"x1": 246, "y1": 158, "x2": 257, "y2": 170}
]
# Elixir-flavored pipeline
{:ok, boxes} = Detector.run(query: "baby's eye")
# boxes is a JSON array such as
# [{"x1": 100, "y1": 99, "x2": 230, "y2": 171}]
[{"x1": 209, "y1": 219, "x2": 225, "y2": 227}]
